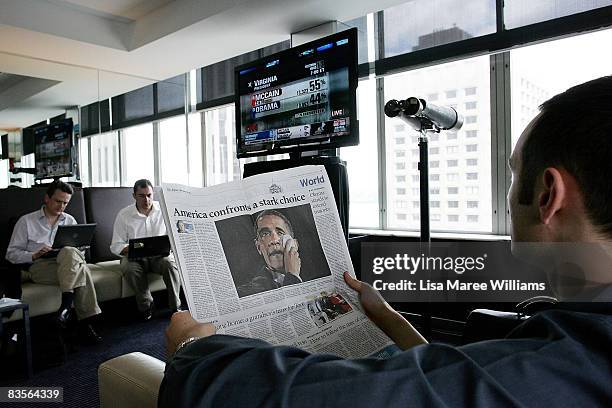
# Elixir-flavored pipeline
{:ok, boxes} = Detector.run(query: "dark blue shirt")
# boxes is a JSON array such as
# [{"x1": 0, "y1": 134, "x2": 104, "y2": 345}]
[{"x1": 159, "y1": 310, "x2": 612, "y2": 407}]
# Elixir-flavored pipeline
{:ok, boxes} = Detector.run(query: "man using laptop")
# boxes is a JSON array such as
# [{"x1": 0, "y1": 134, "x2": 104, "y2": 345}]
[
  {"x1": 6, "y1": 181, "x2": 102, "y2": 343},
  {"x1": 110, "y1": 179, "x2": 181, "y2": 320}
]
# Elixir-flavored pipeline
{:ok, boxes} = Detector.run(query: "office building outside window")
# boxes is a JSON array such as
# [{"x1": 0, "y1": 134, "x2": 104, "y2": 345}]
[{"x1": 384, "y1": 55, "x2": 492, "y2": 232}]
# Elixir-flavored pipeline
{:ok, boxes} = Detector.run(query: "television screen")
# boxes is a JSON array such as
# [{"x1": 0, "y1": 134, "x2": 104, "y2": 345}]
[
  {"x1": 235, "y1": 28, "x2": 358, "y2": 158},
  {"x1": 1, "y1": 134, "x2": 8, "y2": 160},
  {"x1": 34, "y1": 119, "x2": 73, "y2": 179}
]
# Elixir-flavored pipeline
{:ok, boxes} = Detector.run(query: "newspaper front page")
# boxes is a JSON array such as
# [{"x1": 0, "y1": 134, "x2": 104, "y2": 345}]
[{"x1": 160, "y1": 165, "x2": 394, "y2": 359}]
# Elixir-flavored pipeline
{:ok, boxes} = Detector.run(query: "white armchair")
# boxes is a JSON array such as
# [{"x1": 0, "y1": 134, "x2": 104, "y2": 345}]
[{"x1": 98, "y1": 352, "x2": 165, "y2": 408}]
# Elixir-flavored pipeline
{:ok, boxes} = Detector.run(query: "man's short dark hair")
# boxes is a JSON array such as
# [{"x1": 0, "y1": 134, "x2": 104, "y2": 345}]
[
  {"x1": 133, "y1": 179, "x2": 153, "y2": 193},
  {"x1": 518, "y1": 76, "x2": 612, "y2": 237},
  {"x1": 253, "y1": 210, "x2": 294, "y2": 238},
  {"x1": 45, "y1": 180, "x2": 73, "y2": 197}
]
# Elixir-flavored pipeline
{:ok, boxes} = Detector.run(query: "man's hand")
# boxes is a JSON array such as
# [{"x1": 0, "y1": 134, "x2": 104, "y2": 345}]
[
  {"x1": 32, "y1": 245, "x2": 52, "y2": 260},
  {"x1": 283, "y1": 238, "x2": 301, "y2": 278},
  {"x1": 344, "y1": 272, "x2": 427, "y2": 350},
  {"x1": 165, "y1": 311, "x2": 216, "y2": 357},
  {"x1": 120, "y1": 246, "x2": 129, "y2": 256},
  {"x1": 344, "y1": 272, "x2": 393, "y2": 325}
]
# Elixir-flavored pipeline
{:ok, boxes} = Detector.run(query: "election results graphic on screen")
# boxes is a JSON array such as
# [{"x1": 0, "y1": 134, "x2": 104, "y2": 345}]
[{"x1": 235, "y1": 28, "x2": 358, "y2": 157}]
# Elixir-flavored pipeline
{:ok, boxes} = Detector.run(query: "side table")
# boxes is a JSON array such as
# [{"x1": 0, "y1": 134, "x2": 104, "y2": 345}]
[{"x1": 0, "y1": 300, "x2": 33, "y2": 378}]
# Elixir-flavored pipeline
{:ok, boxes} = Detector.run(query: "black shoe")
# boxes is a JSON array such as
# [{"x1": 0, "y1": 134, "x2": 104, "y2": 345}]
[
  {"x1": 141, "y1": 305, "x2": 154, "y2": 321},
  {"x1": 56, "y1": 307, "x2": 73, "y2": 329},
  {"x1": 78, "y1": 324, "x2": 102, "y2": 345}
]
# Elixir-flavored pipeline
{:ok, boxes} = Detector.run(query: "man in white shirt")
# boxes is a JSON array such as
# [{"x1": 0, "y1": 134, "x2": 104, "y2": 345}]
[
  {"x1": 6, "y1": 181, "x2": 102, "y2": 343},
  {"x1": 110, "y1": 179, "x2": 181, "y2": 320}
]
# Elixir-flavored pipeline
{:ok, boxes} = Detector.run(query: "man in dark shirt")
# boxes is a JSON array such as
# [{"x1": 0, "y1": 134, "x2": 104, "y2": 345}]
[{"x1": 160, "y1": 76, "x2": 612, "y2": 407}]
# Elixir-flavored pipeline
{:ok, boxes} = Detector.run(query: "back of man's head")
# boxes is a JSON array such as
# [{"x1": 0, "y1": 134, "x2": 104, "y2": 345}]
[
  {"x1": 518, "y1": 76, "x2": 612, "y2": 238},
  {"x1": 133, "y1": 179, "x2": 153, "y2": 193},
  {"x1": 45, "y1": 180, "x2": 74, "y2": 198}
]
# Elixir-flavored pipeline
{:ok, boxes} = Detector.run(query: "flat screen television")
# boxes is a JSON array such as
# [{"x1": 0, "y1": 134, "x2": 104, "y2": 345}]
[
  {"x1": 1, "y1": 134, "x2": 8, "y2": 160},
  {"x1": 234, "y1": 28, "x2": 358, "y2": 158},
  {"x1": 34, "y1": 118, "x2": 74, "y2": 179}
]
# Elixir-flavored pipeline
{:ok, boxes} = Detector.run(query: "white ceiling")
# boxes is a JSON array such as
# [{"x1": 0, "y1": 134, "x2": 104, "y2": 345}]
[{"x1": 0, "y1": 0, "x2": 406, "y2": 129}]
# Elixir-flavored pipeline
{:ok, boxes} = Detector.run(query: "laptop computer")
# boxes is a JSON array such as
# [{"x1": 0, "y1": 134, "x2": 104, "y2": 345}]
[
  {"x1": 128, "y1": 235, "x2": 171, "y2": 261},
  {"x1": 41, "y1": 223, "x2": 97, "y2": 258}
]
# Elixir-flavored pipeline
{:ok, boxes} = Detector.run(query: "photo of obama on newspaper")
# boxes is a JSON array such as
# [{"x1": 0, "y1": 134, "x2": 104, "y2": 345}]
[{"x1": 216, "y1": 204, "x2": 331, "y2": 298}]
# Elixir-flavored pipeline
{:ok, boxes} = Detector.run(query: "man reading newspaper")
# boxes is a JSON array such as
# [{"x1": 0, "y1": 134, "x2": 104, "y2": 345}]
[{"x1": 159, "y1": 77, "x2": 612, "y2": 407}]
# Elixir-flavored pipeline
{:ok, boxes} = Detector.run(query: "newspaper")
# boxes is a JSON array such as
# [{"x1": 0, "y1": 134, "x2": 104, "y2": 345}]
[{"x1": 159, "y1": 165, "x2": 394, "y2": 359}]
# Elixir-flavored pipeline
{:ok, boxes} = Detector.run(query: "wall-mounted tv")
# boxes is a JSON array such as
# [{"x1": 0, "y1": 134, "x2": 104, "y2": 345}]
[
  {"x1": 235, "y1": 28, "x2": 358, "y2": 158},
  {"x1": 34, "y1": 118, "x2": 74, "y2": 179},
  {"x1": 1, "y1": 133, "x2": 8, "y2": 160}
]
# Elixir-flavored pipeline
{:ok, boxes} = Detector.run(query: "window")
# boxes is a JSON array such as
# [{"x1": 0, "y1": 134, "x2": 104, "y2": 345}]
[
  {"x1": 448, "y1": 174, "x2": 459, "y2": 182},
  {"x1": 396, "y1": 175, "x2": 406, "y2": 182},
  {"x1": 466, "y1": 172, "x2": 478, "y2": 180},
  {"x1": 446, "y1": 145, "x2": 459, "y2": 154},
  {"x1": 504, "y1": 0, "x2": 612, "y2": 29},
  {"x1": 412, "y1": 175, "x2": 420, "y2": 182},
  {"x1": 466, "y1": 186, "x2": 479, "y2": 194},
  {"x1": 412, "y1": 162, "x2": 419, "y2": 169},
  {"x1": 397, "y1": 213, "x2": 407, "y2": 221},
  {"x1": 397, "y1": 188, "x2": 406, "y2": 195},
  {"x1": 467, "y1": 215, "x2": 479, "y2": 223},
  {"x1": 384, "y1": 55, "x2": 492, "y2": 232},
  {"x1": 412, "y1": 214, "x2": 420, "y2": 221},
  {"x1": 466, "y1": 158, "x2": 478, "y2": 166},
  {"x1": 431, "y1": 201, "x2": 440, "y2": 208},
  {"x1": 430, "y1": 147, "x2": 439, "y2": 154},
  {"x1": 187, "y1": 112, "x2": 203, "y2": 187},
  {"x1": 430, "y1": 187, "x2": 440, "y2": 194},
  {"x1": 510, "y1": 29, "x2": 612, "y2": 149},
  {"x1": 448, "y1": 187, "x2": 459, "y2": 194},
  {"x1": 466, "y1": 144, "x2": 477, "y2": 152},
  {"x1": 122, "y1": 124, "x2": 154, "y2": 186},
  {"x1": 396, "y1": 200, "x2": 408, "y2": 208},
  {"x1": 445, "y1": 89, "x2": 457, "y2": 98},
  {"x1": 428, "y1": 93, "x2": 439, "y2": 101},
  {"x1": 430, "y1": 174, "x2": 440, "y2": 181},
  {"x1": 396, "y1": 137, "x2": 406, "y2": 144},
  {"x1": 465, "y1": 115, "x2": 477, "y2": 124},
  {"x1": 465, "y1": 87, "x2": 477, "y2": 96},
  {"x1": 383, "y1": 0, "x2": 496, "y2": 57},
  {"x1": 448, "y1": 201, "x2": 459, "y2": 208},
  {"x1": 411, "y1": 149, "x2": 419, "y2": 156},
  {"x1": 448, "y1": 214, "x2": 459, "y2": 222},
  {"x1": 396, "y1": 163, "x2": 406, "y2": 170},
  {"x1": 467, "y1": 201, "x2": 479, "y2": 208},
  {"x1": 91, "y1": 131, "x2": 120, "y2": 186},
  {"x1": 465, "y1": 130, "x2": 478, "y2": 138},
  {"x1": 431, "y1": 214, "x2": 441, "y2": 222},
  {"x1": 465, "y1": 101, "x2": 477, "y2": 110},
  {"x1": 396, "y1": 150, "x2": 406, "y2": 158},
  {"x1": 413, "y1": 201, "x2": 420, "y2": 208},
  {"x1": 78, "y1": 137, "x2": 90, "y2": 186},
  {"x1": 412, "y1": 187, "x2": 420, "y2": 195},
  {"x1": 159, "y1": 115, "x2": 188, "y2": 184},
  {"x1": 395, "y1": 124, "x2": 406, "y2": 132}
]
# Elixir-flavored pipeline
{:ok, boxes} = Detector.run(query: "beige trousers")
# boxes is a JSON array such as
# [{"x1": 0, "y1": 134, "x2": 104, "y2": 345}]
[{"x1": 29, "y1": 246, "x2": 101, "y2": 320}]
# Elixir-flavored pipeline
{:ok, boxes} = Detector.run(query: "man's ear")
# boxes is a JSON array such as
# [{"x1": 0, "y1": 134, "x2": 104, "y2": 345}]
[
  {"x1": 43, "y1": 194, "x2": 50, "y2": 205},
  {"x1": 254, "y1": 239, "x2": 262, "y2": 255},
  {"x1": 538, "y1": 167, "x2": 566, "y2": 225},
  {"x1": 132, "y1": 192, "x2": 137, "y2": 200}
]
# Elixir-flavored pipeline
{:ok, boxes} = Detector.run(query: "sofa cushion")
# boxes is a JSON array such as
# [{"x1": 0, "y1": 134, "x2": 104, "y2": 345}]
[
  {"x1": 88, "y1": 261, "x2": 124, "y2": 302},
  {"x1": 5, "y1": 282, "x2": 61, "y2": 322}
]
